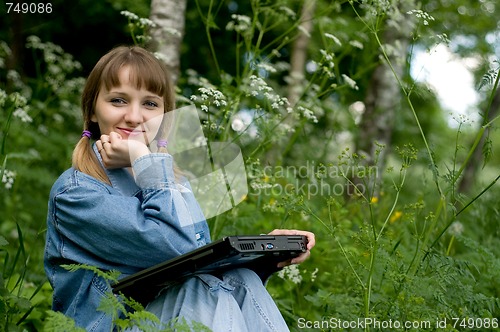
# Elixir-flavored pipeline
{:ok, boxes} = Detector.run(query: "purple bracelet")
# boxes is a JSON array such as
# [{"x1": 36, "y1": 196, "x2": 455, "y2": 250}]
[
  {"x1": 157, "y1": 139, "x2": 168, "y2": 148},
  {"x1": 81, "y1": 130, "x2": 92, "y2": 139}
]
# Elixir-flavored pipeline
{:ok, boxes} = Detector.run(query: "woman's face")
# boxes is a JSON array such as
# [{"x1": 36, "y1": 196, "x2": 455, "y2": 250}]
[{"x1": 92, "y1": 66, "x2": 164, "y2": 144}]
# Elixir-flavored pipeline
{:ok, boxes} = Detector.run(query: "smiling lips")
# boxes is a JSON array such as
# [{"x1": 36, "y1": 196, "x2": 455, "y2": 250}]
[{"x1": 117, "y1": 127, "x2": 145, "y2": 137}]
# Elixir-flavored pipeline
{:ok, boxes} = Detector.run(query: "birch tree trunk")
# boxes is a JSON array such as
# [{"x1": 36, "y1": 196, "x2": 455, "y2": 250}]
[
  {"x1": 269, "y1": 0, "x2": 316, "y2": 166},
  {"x1": 458, "y1": 88, "x2": 500, "y2": 193},
  {"x1": 148, "y1": 0, "x2": 187, "y2": 85},
  {"x1": 354, "y1": 2, "x2": 415, "y2": 188},
  {"x1": 288, "y1": 0, "x2": 316, "y2": 107}
]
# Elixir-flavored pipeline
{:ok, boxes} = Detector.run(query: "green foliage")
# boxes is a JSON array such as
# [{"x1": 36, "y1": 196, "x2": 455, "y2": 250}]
[
  {"x1": 0, "y1": 226, "x2": 52, "y2": 331},
  {"x1": 1, "y1": 0, "x2": 499, "y2": 331}
]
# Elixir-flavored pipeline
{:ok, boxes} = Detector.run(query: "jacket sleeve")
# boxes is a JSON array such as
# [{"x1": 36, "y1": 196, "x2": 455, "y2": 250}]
[{"x1": 50, "y1": 154, "x2": 202, "y2": 272}]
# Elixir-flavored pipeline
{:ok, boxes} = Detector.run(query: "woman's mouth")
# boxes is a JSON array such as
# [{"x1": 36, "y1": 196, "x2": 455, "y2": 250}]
[{"x1": 117, "y1": 127, "x2": 145, "y2": 137}]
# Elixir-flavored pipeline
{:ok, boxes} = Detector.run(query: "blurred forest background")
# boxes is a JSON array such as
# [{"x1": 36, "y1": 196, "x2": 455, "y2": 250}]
[{"x1": 1, "y1": 0, "x2": 499, "y2": 330}]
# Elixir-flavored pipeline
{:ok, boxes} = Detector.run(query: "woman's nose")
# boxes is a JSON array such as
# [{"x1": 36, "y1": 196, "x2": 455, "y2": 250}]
[{"x1": 124, "y1": 103, "x2": 143, "y2": 124}]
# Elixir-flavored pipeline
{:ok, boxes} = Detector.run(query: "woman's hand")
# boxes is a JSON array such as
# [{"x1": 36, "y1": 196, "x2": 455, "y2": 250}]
[
  {"x1": 97, "y1": 132, "x2": 150, "y2": 169},
  {"x1": 268, "y1": 229, "x2": 315, "y2": 268}
]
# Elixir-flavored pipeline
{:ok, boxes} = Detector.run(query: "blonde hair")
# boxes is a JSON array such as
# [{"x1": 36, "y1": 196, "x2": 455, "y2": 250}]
[{"x1": 72, "y1": 46, "x2": 175, "y2": 184}]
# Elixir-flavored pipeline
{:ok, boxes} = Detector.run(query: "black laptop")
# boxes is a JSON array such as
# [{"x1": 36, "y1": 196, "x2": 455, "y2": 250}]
[{"x1": 112, "y1": 235, "x2": 307, "y2": 304}]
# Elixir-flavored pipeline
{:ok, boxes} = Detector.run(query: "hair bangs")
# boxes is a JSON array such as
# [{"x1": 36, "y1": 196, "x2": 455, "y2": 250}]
[{"x1": 100, "y1": 50, "x2": 166, "y2": 98}]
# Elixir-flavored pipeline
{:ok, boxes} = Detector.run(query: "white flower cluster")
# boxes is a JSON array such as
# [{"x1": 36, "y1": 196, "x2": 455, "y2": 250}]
[
  {"x1": 121, "y1": 10, "x2": 156, "y2": 28},
  {"x1": 9, "y1": 92, "x2": 28, "y2": 108},
  {"x1": 244, "y1": 75, "x2": 292, "y2": 112},
  {"x1": 448, "y1": 221, "x2": 464, "y2": 236},
  {"x1": 26, "y1": 36, "x2": 82, "y2": 93},
  {"x1": 407, "y1": 9, "x2": 435, "y2": 26},
  {"x1": 190, "y1": 87, "x2": 228, "y2": 112},
  {"x1": 0, "y1": 41, "x2": 10, "y2": 69},
  {"x1": 277, "y1": 264, "x2": 303, "y2": 284},
  {"x1": 225, "y1": 14, "x2": 252, "y2": 33},
  {"x1": 349, "y1": 40, "x2": 364, "y2": 49},
  {"x1": 342, "y1": 74, "x2": 359, "y2": 90},
  {"x1": 120, "y1": 10, "x2": 139, "y2": 20},
  {"x1": 319, "y1": 49, "x2": 336, "y2": 78},
  {"x1": 250, "y1": 181, "x2": 274, "y2": 191},
  {"x1": 325, "y1": 33, "x2": 342, "y2": 47},
  {"x1": 0, "y1": 89, "x2": 7, "y2": 107},
  {"x1": 2, "y1": 169, "x2": 16, "y2": 190},
  {"x1": 13, "y1": 107, "x2": 32, "y2": 123},
  {"x1": 137, "y1": 17, "x2": 156, "y2": 29},
  {"x1": 298, "y1": 106, "x2": 318, "y2": 123},
  {"x1": 278, "y1": 6, "x2": 296, "y2": 19},
  {"x1": 256, "y1": 62, "x2": 277, "y2": 74}
]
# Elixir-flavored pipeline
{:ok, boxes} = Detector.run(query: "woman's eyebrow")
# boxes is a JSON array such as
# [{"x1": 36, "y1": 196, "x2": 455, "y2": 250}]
[
  {"x1": 106, "y1": 91, "x2": 162, "y2": 101},
  {"x1": 144, "y1": 95, "x2": 163, "y2": 101}
]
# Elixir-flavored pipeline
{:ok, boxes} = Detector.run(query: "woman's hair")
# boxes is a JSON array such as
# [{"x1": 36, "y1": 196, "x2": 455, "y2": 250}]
[{"x1": 72, "y1": 46, "x2": 175, "y2": 184}]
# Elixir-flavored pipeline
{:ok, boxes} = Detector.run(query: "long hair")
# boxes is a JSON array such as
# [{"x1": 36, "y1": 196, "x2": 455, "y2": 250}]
[{"x1": 72, "y1": 46, "x2": 175, "y2": 184}]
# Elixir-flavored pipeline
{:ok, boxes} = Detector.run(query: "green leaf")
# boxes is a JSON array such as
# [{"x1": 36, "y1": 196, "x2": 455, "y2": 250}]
[{"x1": 43, "y1": 310, "x2": 86, "y2": 332}]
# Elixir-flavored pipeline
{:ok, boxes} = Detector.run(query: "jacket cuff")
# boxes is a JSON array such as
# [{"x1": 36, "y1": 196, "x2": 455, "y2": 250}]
[{"x1": 132, "y1": 153, "x2": 175, "y2": 189}]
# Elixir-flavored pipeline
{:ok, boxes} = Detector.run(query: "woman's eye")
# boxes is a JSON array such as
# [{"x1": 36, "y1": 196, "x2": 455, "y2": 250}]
[
  {"x1": 144, "y1": 101, "x2": 158, "y2": 108},
  {"x1": 110, "y1": 98, "x2": 126, "y2": 104}
]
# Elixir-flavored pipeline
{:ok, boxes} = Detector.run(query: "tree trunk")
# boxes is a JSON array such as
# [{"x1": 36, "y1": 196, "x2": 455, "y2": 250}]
[
  {"x1": 458, "y1": 87, "x2": 500, "y2": 193},
  {"x1": 353, "y1": 3, "x2": 415, "y2": 195},
  {"x1": 268, "y1": 0, "x2": 316, "y2": 166},
  {"x1": 148, "y1": 0, "x2": 187, "y2": 85},
  {"x1": 287, "y1": 0, "x2": 316, "y2": 107},
  {"x1": 347, "y1": 0, "x2": 414, "y2": 196}
]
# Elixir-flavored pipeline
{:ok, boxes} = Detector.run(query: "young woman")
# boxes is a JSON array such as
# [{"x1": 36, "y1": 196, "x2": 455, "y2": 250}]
[{"x1": 44, "y1": 45, "x2": 315, "y2": 331}]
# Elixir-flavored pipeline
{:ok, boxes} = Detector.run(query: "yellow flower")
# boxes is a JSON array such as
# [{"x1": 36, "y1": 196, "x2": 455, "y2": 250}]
[
  {"x1": 370, "y1": 196, "x2": 378, "y2": 204},
  {"x1": 390, "y1": 211, "x2": 403, "y2": 223}
]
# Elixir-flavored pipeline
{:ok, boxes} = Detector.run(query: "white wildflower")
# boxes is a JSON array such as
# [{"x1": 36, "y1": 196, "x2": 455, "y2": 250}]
[
  {"x1": 325, "y1": 33, "x2": 342, "y2": 47},
  {"x1": 279, "y1": 6, "x2": 296, "y2": 19},
  {"x1": 299, "y1": 106, "x2": 318, "y2": 123},
  {"x1": 349, "y1": 40, "x2": 364, "y2": 49},
  {"x1": 256, "y1": 62, "x2": 277, "y2": 74},
  {"x1": 277, "y1": 264, "x2": 302, "y2": 284},
  {"x1": 162, "y1": 27, "x2": 181, "y2": 38},
  {"x1": 297, "y1": 25, "x2": 311, "y2": 38},
  {"x1": 342, "y1": 74, "x2": 359, "y2": 90},
  {"x1": 319, "y1": 49, "x2": 335, "y2": 63},
  {"x1": 138, "y1": 18, "x2": 156, "y2": 28},
  {"x1": 13, "y1": 107, "x2": 32, "y2": 123},
  {"x1": 120, "y1": 10, "x2": 139, "y2": 21},
  {"x1": 407, "y1": 9, "x2": 435, "y2": 26},
  {"x1": 2, "y1": 169, "x2": 16, "y2": 190},
  {"x1": 226, "y1": 14, "x2": 252, "y2": 33},
  {"x1": 9, "y1": 92, "x2": 28, "y2": 108},
  {"x1": 0, "y1": 89, "x2": 7, "y2": 107},
  {"x1": 448, "y1": 221, "x2": 464, "y2": 236},
  {"x1": 0, "y1": 41, "x2": 12, "y2": 56},
  {"x1": 153, "y1": 52, "x2": 169, "y2": 64}
]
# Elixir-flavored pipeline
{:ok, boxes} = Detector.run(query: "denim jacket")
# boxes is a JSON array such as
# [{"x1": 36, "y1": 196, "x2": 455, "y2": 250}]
[{"x1": 44, "y1": 145, "x2": 211, "y2": 331}]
